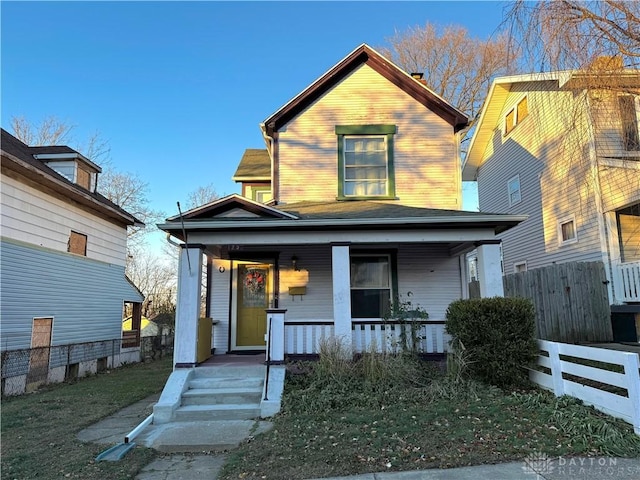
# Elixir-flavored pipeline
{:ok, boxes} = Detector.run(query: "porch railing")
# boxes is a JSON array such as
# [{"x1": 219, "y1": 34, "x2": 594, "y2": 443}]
[
  {"x1": 284, "y1": 321, "x2": 335, "y2": 355},
  {"x1": 352, "y1": 321, "x2": 449, "y2": 354},
  {"x1": 282, "y1": 320, "x2": 450, "y2": 356},
  {"x1": 619, "y1": 261, "x2": 640, "y2": 302}
]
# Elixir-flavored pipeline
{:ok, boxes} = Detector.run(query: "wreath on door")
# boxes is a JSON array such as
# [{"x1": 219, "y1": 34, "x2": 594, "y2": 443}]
[{"x1": 244, "y1": 269, "x2": 265, "y2": 295}]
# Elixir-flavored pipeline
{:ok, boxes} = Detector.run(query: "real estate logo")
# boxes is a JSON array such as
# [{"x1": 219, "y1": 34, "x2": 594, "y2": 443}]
[{"x1": 522, "y1": 452, "x2": 554, "y2": 476}]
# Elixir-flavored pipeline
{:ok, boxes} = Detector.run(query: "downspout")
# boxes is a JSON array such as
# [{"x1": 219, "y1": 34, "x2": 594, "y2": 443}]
[
  {"x1": 165, "y1": 232, "x2": 183, "y2": 247},
  {"x1": 260, "y1": 122, "x2": 277, "y2": 202}
]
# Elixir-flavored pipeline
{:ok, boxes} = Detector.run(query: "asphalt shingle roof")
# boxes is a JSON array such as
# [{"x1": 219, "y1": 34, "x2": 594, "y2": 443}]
[
  {"x1": 1, "y1": 128, "x2": 142, "y2": 225},
  {"x1": 278, "y1": 200, "x2": 500, "y2": 219},
  {"x1": 232, "y1": 149, "x2": 271, "y2": 180}
]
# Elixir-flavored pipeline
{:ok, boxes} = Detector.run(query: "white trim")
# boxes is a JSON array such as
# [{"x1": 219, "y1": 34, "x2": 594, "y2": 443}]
[
  {"x1": 557, "y1": 214, "x2": 578, "y2": 246},
  {"x1": 514, "y1": 260, "x2": 527, "y2": 273},
  {"x1": 33, "y1": 152, "x2": 102, "y2": 172},
  {"x1": 507, "y1": 174, "x2": 522, "y2": 206},
  {"x1": 159, "y1": 213, "x2": 528, "y2": 231}
]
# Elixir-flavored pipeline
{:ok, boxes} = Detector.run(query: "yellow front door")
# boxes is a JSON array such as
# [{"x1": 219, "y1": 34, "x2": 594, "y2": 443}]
[{"x1": 237, "y1": 264, "x2": 269, "y2": 347}]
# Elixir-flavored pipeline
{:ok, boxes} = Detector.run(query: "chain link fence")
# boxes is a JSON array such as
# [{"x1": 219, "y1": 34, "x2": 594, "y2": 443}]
[{"x1": 1, "y1": 334, "x2": 174, "y2": 396}]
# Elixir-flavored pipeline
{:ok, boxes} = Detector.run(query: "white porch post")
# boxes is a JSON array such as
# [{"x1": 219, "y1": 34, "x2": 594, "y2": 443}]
[
  {"x1": 332, "y1": 243, "x2": 352, "y2": 347},
  {"x1": 173, "y1": 245, "x2": 204, "y2": 368},
  {"x1": 265, "y1": 309, "x2": 286, "y2": 363},
  {"x1": 476, "y1": 242, "x2": 504, "y2": 298}
]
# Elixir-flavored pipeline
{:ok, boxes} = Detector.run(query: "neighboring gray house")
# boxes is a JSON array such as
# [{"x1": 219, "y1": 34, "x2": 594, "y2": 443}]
[
  {"x1": 0, "y1": 129, "x2": 144, "y2": 393},
  {"x1": 464, "y1": 70, "x2": 640, "y2": 337}
]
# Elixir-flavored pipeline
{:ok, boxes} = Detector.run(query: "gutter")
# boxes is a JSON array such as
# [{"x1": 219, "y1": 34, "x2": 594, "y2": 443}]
[{"x1": 158, "y1": 214, "x2": 528, "y2": 231}]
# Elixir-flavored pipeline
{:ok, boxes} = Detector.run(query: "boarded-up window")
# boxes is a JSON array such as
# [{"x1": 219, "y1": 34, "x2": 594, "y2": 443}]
[
  {"x1": 68, "y1": 231, "x2": 87, "y2": 256},
  {"x1": 505, "y1": 109, "x2": 515, "y2": 135},
  {"x1": 76, "y1": 167, "x2": 91, "y2": 190},
  {"x1": 619, "y1": 95, "x2": 640, "y2": 151},
  {"x1": 517, "y1": 97, "x2": 528, "y2": 123}
]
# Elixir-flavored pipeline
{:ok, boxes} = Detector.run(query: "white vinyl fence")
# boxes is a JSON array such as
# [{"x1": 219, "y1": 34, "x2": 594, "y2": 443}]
[{"x1": 529, "y1": 340, "x2": 640, "y2": 435}]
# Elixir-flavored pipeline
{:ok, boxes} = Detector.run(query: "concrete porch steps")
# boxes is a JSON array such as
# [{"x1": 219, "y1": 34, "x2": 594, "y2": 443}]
[
  {"x1": 171, "y1": 364, "x2": 266, "y2": 422},
  {"x1": 173, "y1": 403, "x2": 262, "y2": 421},
  {"x1": 181, "y1": 386, "x2": 263, "y2": 406}
]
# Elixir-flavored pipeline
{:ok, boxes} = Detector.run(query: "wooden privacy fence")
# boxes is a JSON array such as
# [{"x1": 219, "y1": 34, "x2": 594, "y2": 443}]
[
  {"x1": 529, "y1": 340, "x2": 640, "y2": 435},
  {"x1": 503, "y1": 261, "x2": 612, "y2": 343}
]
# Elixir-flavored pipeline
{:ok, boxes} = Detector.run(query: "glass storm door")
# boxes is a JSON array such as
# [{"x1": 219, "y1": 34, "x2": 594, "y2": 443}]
[{"x1": 236, "y1": 264, "x2": 269, "y2": 347}]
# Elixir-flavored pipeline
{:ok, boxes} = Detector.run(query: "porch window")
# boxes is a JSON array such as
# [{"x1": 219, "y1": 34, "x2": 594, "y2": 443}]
[
  {"x1": 618, "y1": 95, "x2": 640, "y2": 151},
  {"x1": 350, "y1": 255, "x2": 391, "y2": 318},
  {"x1": 336, "y1": 125, "x2": 396, "y2": 199}
]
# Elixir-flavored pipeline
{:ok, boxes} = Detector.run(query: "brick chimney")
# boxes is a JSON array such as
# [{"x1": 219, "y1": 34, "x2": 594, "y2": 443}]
[{"x1": 411, "y1": 72, "x2": 427, "y2": 85}]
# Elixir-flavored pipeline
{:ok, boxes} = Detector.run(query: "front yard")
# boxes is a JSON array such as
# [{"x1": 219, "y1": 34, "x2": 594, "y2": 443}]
[
  {"x1": 219, "y1": 352, "x2": 640, "y2": 480},
  {"x1": 1, "y1": 357, "x2": 172, "y2": 480}
]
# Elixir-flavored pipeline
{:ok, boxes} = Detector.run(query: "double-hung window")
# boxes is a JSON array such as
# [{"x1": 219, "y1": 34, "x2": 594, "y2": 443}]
[
  {"x1": 507, "y1": 174, "x2": 521, "y2": 206},
  {"x1": 336, "y1": 125, "x2": 396, "y2": 199},
  {"x1": 618, "y1": 95, "x2": 640, "y2": 151},
  {"x1": 558, "y1": 215, "x2": 578, "y2": 245},
  {"x1": 350, "y1": 254, "x2": 392, "y2": 318},
  {"x1": 504, "y1": 97, "x2": 528, "y2": 136}
]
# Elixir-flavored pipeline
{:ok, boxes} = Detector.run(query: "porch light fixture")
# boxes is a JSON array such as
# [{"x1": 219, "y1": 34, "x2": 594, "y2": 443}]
[{"x1": 291, "y1": 255, "x2": 300, "y2": 271}]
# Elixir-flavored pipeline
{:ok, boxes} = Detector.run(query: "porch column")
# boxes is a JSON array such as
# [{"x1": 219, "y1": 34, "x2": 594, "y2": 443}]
[
  {"x1": 173, "y1": 245, "x2": 204, "y2": 368},
  {"x1": 331, "y1": 243, "x2": 352, "y2": 344},
  {"x1": 265, "y1": 309, "x2": 286, "y2": 363},
  {"x1": 476, "y1": 242, "x2": 504, "y2": 298}
]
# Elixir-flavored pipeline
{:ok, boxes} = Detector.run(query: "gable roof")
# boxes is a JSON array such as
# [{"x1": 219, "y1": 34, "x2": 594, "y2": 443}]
[
  {"x1": 261, "y1": 43, "x2": 468, "y2": 136},
  {"x1": 232, "y1": 149, "x2": 271, "y2": 182},
  {"x1": 464, "y1": 69, "x2": 640, "y2": 180},
  {"x1": 165, "y1": 194, "x2": 298, "y2": 221},
  {"x1": 1, "y1": 128, "x2": 143, "y2": 227}
]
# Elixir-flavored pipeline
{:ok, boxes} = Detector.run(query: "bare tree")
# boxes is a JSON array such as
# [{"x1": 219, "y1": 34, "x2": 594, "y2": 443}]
[
  {"x1": 10, "y1": 115, "x2": 111, "y2": 163},
  {"x1": 185, "y1": 183, "x2": 221, "y2": 210},
  {"x1": 378, "y1": 23, "x2": 514, "y2": 145},
  {"x1": 126, "y1": 249, "x2": 177, "y2": 317},
  {"x1": 504, "y1": 0, "x2": 640, "y2": 72},
  {"x1": 9, "y1": 116, "x2": 162, "y2": 250},
  {"x1": 98, "y1": 168, "x2": 164, "y2": 248}
]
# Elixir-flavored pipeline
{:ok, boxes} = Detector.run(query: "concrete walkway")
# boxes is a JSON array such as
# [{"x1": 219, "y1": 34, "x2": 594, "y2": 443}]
[{"x1": 77, "y1": 393, "x2": 640, "y2": 480}]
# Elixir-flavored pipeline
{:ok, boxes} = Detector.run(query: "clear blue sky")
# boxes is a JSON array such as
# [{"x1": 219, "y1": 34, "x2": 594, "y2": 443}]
[{"x1": 2, "y1": 1, "x2": 508, "y2": 229}]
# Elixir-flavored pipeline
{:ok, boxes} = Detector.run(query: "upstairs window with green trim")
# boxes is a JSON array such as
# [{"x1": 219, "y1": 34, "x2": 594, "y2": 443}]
[{"x1": 336, "y1": 125, "x2": 396, "y2": 199}]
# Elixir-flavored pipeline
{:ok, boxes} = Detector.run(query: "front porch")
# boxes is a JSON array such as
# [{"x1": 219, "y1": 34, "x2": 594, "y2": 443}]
[
  {"x1": 608, "y1": 203, "x2": 640, "y2": 304},
  {"x1": 172, "y1": 239, "x2": 505, "y2": 366},
  {"x1": 158, "y1": 197, "x2": 524, "y2": 367}
]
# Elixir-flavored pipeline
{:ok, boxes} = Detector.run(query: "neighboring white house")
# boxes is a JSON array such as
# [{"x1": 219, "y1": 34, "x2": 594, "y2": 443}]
[
  {"x1": 0, "y1": 128, "x2": 145, "y2": 393},
  {"x1": 157, "y1": 44, "x2": 526, "y2": 367},
  {"x1": 464, "y1": 69, "x2": 640, "y2": 337}
]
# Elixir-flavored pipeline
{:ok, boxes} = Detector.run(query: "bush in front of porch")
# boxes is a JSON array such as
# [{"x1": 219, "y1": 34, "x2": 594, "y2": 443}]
[{"x1": 445, "y1": 297, "x2": 538, "y2": 389}]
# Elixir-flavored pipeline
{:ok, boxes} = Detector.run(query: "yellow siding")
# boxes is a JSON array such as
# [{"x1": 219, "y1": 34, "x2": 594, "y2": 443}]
[
  {"x1": 277, "y1": 64, "x2": 460, "y2": 209},
  {"x1": 598, "y1": 165, "x2": 640, "y2": 212},
  {"x1": 619, "y1": 213, "x2": 640, "y2": 262}
]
